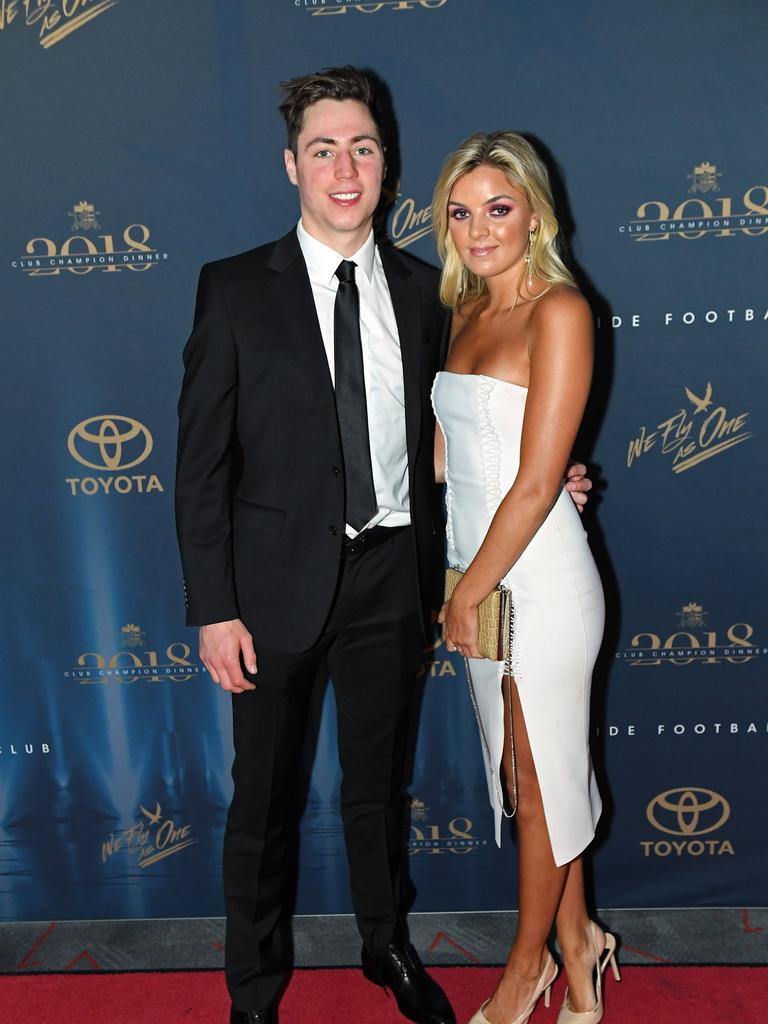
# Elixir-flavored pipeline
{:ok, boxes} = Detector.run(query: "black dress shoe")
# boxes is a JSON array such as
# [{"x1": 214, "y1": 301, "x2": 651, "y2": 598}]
[
  {"x1": 229, "y1": 1008, "x2": 276, "y2": 1024},
  {"x1": 361, "y1": 941, "x2": 456, "y2": 1024}
]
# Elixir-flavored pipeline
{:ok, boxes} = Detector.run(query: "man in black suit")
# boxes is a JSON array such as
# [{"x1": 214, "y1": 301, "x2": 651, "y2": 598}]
[{"x1": 176, "y1": 67, "x2": 589, "y2": 1024}]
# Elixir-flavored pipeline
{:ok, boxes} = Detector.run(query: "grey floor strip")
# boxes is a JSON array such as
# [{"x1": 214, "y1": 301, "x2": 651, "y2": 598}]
[{"x1": 1, "y1": 909, "x2": 766, "y2": 973}]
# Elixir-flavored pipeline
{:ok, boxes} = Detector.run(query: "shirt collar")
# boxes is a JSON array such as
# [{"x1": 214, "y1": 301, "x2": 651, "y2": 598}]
[{"x1": 297, "y1": 219, "x2": 376, "y2": 287}]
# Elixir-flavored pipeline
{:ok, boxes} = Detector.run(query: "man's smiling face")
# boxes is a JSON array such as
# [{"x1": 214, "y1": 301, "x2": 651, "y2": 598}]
[{"x1": 284, "y1": 98, "x2": 385, "y2": 254}]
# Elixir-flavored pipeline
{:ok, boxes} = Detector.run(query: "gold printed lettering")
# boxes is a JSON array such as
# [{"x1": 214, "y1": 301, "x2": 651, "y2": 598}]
[
  {"x1": 21, "y1": 223, "x2": 166, "y2": 277},
  {"x1": 391, "y1": 195, "x2": 433, "y2": 248},
  {"x1": 635, "y1": 201, "x2": 671, "y2": 241},
  {"x1": 101, "y1": 803, "x2": 196, "y2": 869},
  {"x1": 1, "y1": 0, "x2": 120, "y2": 47},
  {"x1": 627, "y1": 385, "x2": 754, "y2": 475},
  {"x1": 629, "y1": 633, "x2": 661, "y2": 667},
  {"x1": 25, "y1": 237, "x2": 59, "y2": 276},
  {"x1": 626, "y1": 425, "x2": 656, "y2": 467},
  {"x1": 312, "y1": 0, "x2": 447, "y2": 15},
  {"x1": 40, "y1": 0, "x2": 120, "y2": 49},
  {"x1": 124, "y1": 223, "x2": 155, "y2": 272},
  {"x1": 0, "y1": 0, "x2": 20, "y2": 30},
  {"x1": 672, "y1": 199, "x2": 713, "y2": 240},
  {"x1": 628, "y1": 179, "x2": 768, "y2": 241}
]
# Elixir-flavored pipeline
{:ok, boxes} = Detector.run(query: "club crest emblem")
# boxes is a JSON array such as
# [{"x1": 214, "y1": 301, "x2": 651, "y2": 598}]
[
  {"x1": 120, "y1": 623, "x2": 146, "y2": 648},
  {"x1": 677, "y1": 603, "x2": 706, "y2": 630},
  {"x1": 68, "y1": 200, "x2": 101, "y2": 231},
  {"x1": 687, "y1": 162, "x2": 721, "y2": 194}
]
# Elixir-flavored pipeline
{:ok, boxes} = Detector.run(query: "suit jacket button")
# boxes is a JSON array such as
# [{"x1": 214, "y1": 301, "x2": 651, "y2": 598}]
[
  {"x1": 332, "y1": 465, "x2": 340, "y2": 476},
  {"x1": 328, "y1": 525, "x2": 338, "y2": 536}
]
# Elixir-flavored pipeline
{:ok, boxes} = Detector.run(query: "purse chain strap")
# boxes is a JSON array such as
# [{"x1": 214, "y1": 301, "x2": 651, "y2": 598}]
[{"x1": 464, "y1": 591, "x2": 518, "y2": 819}]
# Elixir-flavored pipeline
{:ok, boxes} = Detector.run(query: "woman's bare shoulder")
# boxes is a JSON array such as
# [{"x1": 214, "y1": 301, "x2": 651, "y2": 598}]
[
  {"x1": 533, "y1": 283, "x2": 590, "y2": 320},
  {"x1": 529, "y1": 285, "x2": 593, "y2": 355}
]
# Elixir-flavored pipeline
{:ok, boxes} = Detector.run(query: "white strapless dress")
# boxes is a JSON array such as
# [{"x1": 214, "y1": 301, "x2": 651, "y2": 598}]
[{"x1": 431, "y1": 371, "x2": 604, "y2": 866}]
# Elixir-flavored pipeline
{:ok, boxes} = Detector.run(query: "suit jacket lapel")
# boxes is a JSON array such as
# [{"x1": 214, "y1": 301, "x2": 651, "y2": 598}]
[
  {"x1": 379, "y1": 244, "x2": 422, "y2": 473},
  {"x1": 266, "y1": 229, "x2": 336, "y2": 409}
]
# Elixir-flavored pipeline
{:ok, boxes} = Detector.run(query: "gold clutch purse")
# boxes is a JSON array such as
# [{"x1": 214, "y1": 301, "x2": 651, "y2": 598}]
[{"x1": 443, "y1": 566, "x2": 515, "y2": 666}]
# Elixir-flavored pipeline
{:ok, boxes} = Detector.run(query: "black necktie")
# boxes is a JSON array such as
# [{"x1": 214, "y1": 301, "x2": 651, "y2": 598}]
[{"x1": 334, "y1": 259, "x2": 377, "y2": 531}]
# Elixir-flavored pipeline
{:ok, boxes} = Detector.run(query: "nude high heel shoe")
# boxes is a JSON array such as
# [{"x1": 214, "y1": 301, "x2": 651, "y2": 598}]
[
  {"x1": 468, "y1": 950, "x2": 558, "y2": 1024},
  {"x1": 556, "y1": 923, "x2": 621, "y2": 1024}
]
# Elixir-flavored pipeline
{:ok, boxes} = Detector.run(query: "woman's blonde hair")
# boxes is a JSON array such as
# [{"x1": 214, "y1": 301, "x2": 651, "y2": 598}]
[{"x1": 432, "y1": 131, "x2": 575, "y2": 309}]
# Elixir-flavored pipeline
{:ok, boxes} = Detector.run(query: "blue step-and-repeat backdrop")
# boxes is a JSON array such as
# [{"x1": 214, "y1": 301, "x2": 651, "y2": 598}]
[{"x1": 2, "y1": 0, "x2": 766, "y2": 923}]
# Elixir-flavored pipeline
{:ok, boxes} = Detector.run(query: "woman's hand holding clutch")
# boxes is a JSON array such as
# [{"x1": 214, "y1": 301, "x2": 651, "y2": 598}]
[{"x1": 438, "y1": 592, "x2": 482, "y2": 660}]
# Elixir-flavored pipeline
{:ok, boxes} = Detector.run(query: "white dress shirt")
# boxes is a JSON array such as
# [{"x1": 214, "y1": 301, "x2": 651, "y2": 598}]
[{"x1": 296, "y1": 219, "x2": 411, "y2": 537}]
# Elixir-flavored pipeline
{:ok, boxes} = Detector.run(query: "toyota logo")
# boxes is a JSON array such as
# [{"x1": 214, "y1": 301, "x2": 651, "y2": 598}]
[
  {"x1": 67, "y1": 415, "x2": 153, "y2": 471},
  {"x1": 646, "y1": 787, "x2": 730, "y2": 836}
]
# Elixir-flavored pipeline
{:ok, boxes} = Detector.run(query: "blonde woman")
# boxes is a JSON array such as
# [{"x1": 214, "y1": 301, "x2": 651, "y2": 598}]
[{"x1": 431, "y1": 133, "x2": 620, "y2": 1024}]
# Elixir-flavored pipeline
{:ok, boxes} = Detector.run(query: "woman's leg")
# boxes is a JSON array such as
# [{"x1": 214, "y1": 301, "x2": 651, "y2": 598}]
[
  {"x1": 555, "y1": 859, "x2": 606, "y2": 1012},
  {"x1": 483, "y1": 676, "x2": 567, "y2": 1022}
]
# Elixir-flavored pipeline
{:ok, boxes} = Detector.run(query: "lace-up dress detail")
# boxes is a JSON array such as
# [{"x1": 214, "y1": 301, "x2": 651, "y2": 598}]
[{"x1": 432, "y1": 372, "x2": 604, "y2": 865}]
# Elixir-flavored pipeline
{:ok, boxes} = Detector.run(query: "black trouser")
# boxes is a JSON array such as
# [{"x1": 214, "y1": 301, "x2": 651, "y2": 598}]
[{"x1": 223, "y1": 527, "x2": 424, "y2": 1011}]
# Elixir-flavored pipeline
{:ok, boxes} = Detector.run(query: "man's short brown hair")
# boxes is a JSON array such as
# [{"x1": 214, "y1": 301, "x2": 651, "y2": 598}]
[{"x1": 278, "y1": 65, "x2": 384, "y2": 155}]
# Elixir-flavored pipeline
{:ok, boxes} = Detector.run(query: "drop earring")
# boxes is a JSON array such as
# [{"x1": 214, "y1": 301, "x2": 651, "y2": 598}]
[{"x1": 525, "y1": 227, "x2": 536, "y2": 288}]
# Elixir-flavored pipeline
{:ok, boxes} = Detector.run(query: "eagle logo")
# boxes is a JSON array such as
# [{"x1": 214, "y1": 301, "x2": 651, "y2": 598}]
[{"x1": 684, "y1": 383, "x2": 713, "y2": 414}]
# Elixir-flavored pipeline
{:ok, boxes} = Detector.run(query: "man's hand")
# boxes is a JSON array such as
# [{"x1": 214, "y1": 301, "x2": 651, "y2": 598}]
[
  {"x1": 564, "y1": 461, "x2": 592, "y2": 514},
  {"x1": 199, "y1": 619, "x2": 257, "y2": 693}
]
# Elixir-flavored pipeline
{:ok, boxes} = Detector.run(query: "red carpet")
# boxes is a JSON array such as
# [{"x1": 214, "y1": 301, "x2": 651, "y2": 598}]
[{"x1": 1, "y1": 966, "x2": 766, "y2": 1023}]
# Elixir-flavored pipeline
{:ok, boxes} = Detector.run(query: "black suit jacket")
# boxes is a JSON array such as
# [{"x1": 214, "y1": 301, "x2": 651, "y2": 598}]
[{"x1": 175, "y1": 228, "x2": 449, "y2": 652}]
